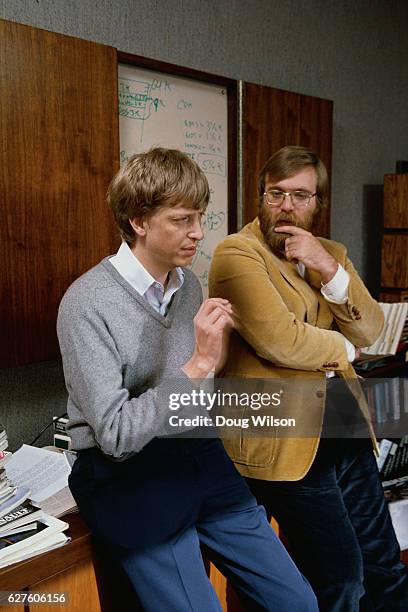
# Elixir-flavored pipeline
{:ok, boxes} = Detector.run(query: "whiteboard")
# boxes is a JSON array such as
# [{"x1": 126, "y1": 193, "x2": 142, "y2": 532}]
[{"x1": 118, "y1": 63, "x2": 229, "y2": 293}]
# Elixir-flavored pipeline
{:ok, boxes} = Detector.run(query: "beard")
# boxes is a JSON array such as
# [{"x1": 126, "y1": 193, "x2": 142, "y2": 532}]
[{"x1": 258, "y1": 206, "x2": 315, "y2": 258}]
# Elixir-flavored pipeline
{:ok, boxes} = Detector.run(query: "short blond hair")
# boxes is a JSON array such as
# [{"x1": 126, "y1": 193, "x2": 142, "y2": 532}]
[{"x1": 107, "y1": 148, "x2": 210, "y2": 244}]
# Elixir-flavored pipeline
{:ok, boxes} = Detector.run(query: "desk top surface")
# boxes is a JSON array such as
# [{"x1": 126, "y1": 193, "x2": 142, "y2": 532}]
[{"x1": 0, "y1": 514, "x2": 93, "y2": 591}]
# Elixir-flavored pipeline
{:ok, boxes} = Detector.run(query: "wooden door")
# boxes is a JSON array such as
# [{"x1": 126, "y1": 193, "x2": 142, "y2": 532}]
[
  {"x1": 0, "y1": 19, "x2": 120, "y2": 367},
  {"x1": 242, "y1": 82, "x2": 332, "y2": 238}
]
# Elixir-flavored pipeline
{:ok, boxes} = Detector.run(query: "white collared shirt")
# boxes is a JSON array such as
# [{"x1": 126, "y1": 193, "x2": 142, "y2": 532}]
[{"x1": 110, "y1": 242, "x2": 184, "y2": 316}]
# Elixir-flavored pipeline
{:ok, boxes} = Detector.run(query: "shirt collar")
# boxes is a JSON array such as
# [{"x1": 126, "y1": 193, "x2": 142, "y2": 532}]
[{"x1": 109, "y1": 241, "x2": 184, "y2": 297}]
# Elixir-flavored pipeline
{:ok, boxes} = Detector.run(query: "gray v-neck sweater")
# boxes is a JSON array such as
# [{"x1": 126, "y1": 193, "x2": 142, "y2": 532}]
[{"x1": 57, "y1": 258, "x2": 202, "y2": 460}]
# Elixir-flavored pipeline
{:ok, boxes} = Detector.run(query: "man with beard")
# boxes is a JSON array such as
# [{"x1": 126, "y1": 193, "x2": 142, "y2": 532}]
[{"x1": 209, "y1": 146, "x2": 408, "y2": 611}]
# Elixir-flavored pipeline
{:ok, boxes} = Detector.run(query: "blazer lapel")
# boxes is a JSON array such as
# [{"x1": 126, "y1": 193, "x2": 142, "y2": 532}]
[{"x1": 250, "y1": 219, "x2": 320, "y2": 325}]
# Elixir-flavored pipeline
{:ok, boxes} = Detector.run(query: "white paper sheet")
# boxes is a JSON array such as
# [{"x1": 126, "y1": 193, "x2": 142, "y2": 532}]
[
  {"x1": 389, "y1": 499, "x2": 408, "y2": 551},
  {"x1": 5, "y1": 445, "x2": 71, "y2": 502}
]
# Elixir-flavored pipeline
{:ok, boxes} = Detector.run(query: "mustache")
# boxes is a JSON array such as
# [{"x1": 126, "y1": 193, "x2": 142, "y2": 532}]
[{"x1": 273, "y1": 213, "x2": 301, "y2": 227}]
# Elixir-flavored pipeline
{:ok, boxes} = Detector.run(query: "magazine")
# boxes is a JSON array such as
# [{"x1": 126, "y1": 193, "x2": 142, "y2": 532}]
[{"x1": 0, "y1": 514, "x2": 68, "y2": 563}]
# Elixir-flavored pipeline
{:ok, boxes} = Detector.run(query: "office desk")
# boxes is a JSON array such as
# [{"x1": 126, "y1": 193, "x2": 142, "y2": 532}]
[
  {"x1": 0, "y1": 514, "x2": 406, "y2": 612},
  {"x1": 0, "y1": 514, "x2": 101, "y2": 612}
]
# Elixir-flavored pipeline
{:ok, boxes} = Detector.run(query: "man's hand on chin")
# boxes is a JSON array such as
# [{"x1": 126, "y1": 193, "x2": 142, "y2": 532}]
[{"x1": 274, "y1": 225, "x2": 338, "y2": 284}]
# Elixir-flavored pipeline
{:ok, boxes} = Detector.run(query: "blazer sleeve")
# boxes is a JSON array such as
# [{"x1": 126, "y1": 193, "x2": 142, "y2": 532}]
[
  {"x1": 324, "y1": 255, "x2": 384, "y2": 348},
  {"x1": 209, "y1": 237, "x2": 349, "y2": 372}
]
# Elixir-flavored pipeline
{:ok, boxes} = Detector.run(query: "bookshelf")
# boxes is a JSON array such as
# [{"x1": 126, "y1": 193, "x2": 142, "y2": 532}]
[
  {"x1": 355, "y1": 346, "x2": 408, "y2": 479},
  {"x1": 371, "y1": 172, "x2": 408, "y2": 503},
  {"x1": 355, "y1": 338, "x2": 408, "y2": 555}
]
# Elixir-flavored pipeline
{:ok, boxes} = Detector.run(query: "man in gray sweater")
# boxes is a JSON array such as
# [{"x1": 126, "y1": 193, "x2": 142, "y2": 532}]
[{"x1": 57, "y1": 148, "x2": 317, "y2": 612}]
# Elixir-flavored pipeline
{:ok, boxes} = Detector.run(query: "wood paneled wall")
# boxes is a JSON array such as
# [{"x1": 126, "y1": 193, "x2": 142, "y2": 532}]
[
  {"x1": 380, "y1": 174, "x2": 408, "y2": 296},
  {"x1": 0, "y1": 20, "x2": 120, "y2": 367},
  {"x1": 242, "y1": 83, "x2": 332, "y2": 238},
  {"x1": 381, "y1": 235, "x2": 408, "y2": 288},
  {"x1": 0, "y1": 21, "x2": 333, "y2": 369},
  {"x1": 383, "y1": 174, "x2": 408, "y2": 229}
]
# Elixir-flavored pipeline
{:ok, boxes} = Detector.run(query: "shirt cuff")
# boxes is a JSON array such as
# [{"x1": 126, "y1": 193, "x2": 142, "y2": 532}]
[
  {"x1": 343, "y1": 336, "x2": 356, "y2": 362},
  {"x1": 200, "y1": 370, "x2": 214, "y2": 392},
  {"x1": 321, "y1": 264, "x2": 349, "y2": 304}
]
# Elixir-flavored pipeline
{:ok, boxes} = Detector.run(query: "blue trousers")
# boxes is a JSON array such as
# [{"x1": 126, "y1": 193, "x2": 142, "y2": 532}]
[
  {"x1": 247, "y1": 436, "x2": 408, "y2": 612},
  {"x1": 69, "y1": 437, "x2": 317, "y2": 611}
]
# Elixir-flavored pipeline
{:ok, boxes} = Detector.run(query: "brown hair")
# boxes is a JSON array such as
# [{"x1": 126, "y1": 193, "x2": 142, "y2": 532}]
[
  {"x1": 107, "y1": 148, "x2": 210, "y2": 244},
  {"x1": 258, "y1": 145, "x2": 329, "y2": 210}
]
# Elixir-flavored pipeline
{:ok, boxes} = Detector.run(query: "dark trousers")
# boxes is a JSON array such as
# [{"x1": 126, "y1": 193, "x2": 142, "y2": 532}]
[
  {"x1": 69, "y1": 437, "x2": 317, "y2": 612},
  {"x1": 247, "y1": 435, "x2": 408, "y2": 612}
]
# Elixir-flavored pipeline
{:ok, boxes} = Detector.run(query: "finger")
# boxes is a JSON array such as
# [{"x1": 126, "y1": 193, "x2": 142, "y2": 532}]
[
  {"x1": 274, "y1": 225, "x2": 310, "y2": 235},
  {"x1": 197, "y1": 298, "x2": 232, "y2": 318},
  {"x1": 285, "y1": 245, "x2": 299, "y2": 261},
  {"x1": 204, "y1": 297, "x2": 231, "y2": 307},
  {"x1": 208, "y1": 305, "x2": 235, "y2": 326},
  {"x1": 201, "y1": 298, "x2": 233, "y2": 314},
  {"x1": 212, "y1": 312, "x2": 235, "y2": 330},
  {"x1": 285, "y1": 244, "x2": 302, "y2": 256},
  {"x1": 203, "y1": 305, "x2": 233, "y2": 327},
  {"x1": 284, "y1": 236, "x2": 299, "y2": 247},
  {"x1": 230, "y1": 305, "x2": 240, "y2": 323},
  {"x1": 205, "y1": 303, "x2": 234, "y2": 319},
  {"x1": 285, "y1": 251, "x2": 298, "y2": 263}
]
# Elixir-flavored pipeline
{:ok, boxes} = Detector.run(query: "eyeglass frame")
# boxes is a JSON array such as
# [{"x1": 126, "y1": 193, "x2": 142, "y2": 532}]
[{"x1": 263, "y1": 189, "x2": 317, "y2": 208}]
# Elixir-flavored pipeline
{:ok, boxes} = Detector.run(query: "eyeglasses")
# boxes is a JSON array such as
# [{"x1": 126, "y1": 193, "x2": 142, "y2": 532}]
[{"x1": 263, "y1": 189, "x2": 316, "y2": 208}]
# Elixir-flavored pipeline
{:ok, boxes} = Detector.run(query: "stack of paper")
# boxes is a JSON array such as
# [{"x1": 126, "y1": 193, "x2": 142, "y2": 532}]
[
  {"x1": 5, "y1": 445, "x2": 77, "y2": 519},
  {"x1": 0, "y1": 445, "x2": 78, "y2": 568},
  {"x1": 363, "y1": 302, "x2": 408, "y2": 356},
  {"x1": 0, "y1": 425, "x2": 8, "y2": 453},
  {"x1": 0, "y1": 427, "x2": 40, "y2": 539}
]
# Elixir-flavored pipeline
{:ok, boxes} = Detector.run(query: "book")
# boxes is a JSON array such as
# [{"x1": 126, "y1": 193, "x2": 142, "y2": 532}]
[
  {"x1": 403, "y1": 379, "x2": 408, "y2": 414},
  {"x1": 0, "y1": 480, "x2": 10, "y2": 494},
  {"x1": 0, "y1": 486, "x2": 31, "y2": 518},
  {"x1": 390, "y1": 377, "x2": 401, "y2": 420},
  {"x1": 377, "y1": 438, "x2": 393, "y2": 471},
  {"x1": 0, "y1": 486, "x2": 16, "y2": 504},
  {"x1": 0, "y1": 525, "x2": 43, "y2": 552},
  {"x1": 0, "y1": 531, "x2": 69, "y2": 569},
  {"x1": 373, "y1": 383, "x2": 387, "y2": 423},
  {"x1": 0, "y1": 522, "x2": 38, "y2": 537},
  {"x1": 383, "y1": 442, "x2": 399, "y2": 479},
  {"x1": 0, "y1": 500, "x2": 43, "y2": 534}
]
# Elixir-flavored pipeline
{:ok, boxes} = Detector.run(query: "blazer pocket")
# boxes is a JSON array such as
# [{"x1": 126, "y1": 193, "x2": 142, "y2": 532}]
[{"x1": 221, "y1": 415, "x2": 277, "y2": 468}]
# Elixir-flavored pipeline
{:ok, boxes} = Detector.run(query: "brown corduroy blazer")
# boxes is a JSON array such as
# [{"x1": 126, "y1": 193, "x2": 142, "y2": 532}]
[{"x1": 208, "y1": 218, "x2": 384, "y2": 481}]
